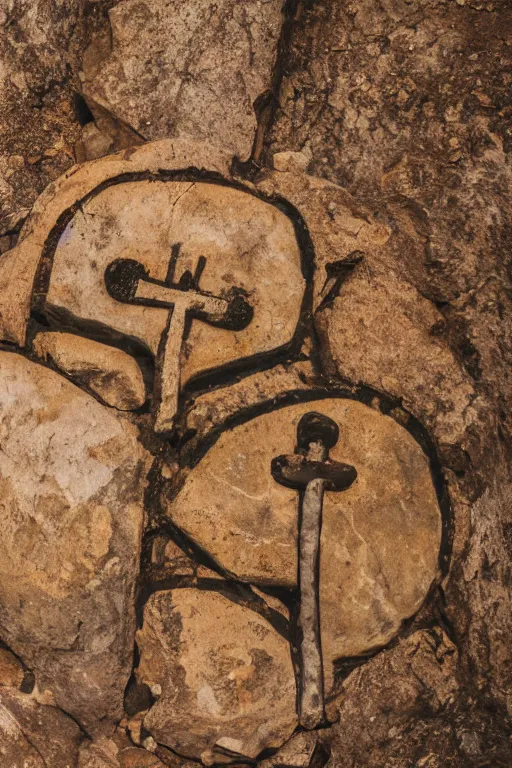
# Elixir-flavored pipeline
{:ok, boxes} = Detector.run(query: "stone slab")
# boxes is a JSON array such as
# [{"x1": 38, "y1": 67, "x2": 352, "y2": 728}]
[{"x1": 162, "y1": 398, "x2": 442, "y2": 690}]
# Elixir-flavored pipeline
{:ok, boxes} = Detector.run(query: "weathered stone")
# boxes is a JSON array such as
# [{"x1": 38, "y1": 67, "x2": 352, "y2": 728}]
[
  {"x1": 0, "y1": 1, "x2": 84, "y2": 233},
  {"x1": 120, "y1": 748, "x2": 168, "y2": 768},
  {"x1": 259, "y1": 731, "x2": 321, "y2": 768},
  {"x1": 33, "y1": 331, "x2": 147, "y2": 411},
  {"x1": 0, "y1": 139, "x2": 235, "y2": 348},
  {"x1": 328, "y1": 629, "x2": 459, "y2": 767},
  {"x1": 136, "y1": 589, "x2": 297, "y2": 762},
  {"x1": 162, "y1": 398, "x2": 442, "y2": 691},
  {"x1": 182, "y1": 358, "x2": 315, "y2": 445},
  {"x1": 314, "y1": 260, "x2": 482, "y2": 458},
  {"x1": 0, "y1": 647, "x2": 24, "y2": 689},
  {"x1": 0, "y1": 351, "x2": 149, "y2": 728},
  {"x1": 79, "y1": 738, "x2": 120, "y2": 768},
  {"x1": 82, "y1": 0, "x2": 283, "y2": 160},
  {"x1": 0, "y1": 688, "x2": 81, "y2": 768},
  {"x1": 45, "y1": 180, "x2": 304, "y2": 395}
]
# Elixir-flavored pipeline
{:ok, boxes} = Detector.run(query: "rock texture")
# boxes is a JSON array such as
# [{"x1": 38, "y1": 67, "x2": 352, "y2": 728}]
[
  {"x1": 0, "y1": 688, "x2": 82, "y2": 768},
  {"x1": 0, "y1": 352, "x2": 148, "y2": 729},
  {"x1": 163, "y1": 398, "x2": 442, "y2": 690},
  {"x1": 33, "y1": 331, "x2": 147, "y2": 411},
  {"x1": 0, "y1": 0, "x2": 84, "y2": 233},
  {"x1": 81, "y1": 0, "x2": 283, "y2": 160},
  {"x1": 0, "y1": 647, "x2": 24, "y2": 689},
  {"x1": 136, "y1": 589, "x2": 297, "y2": 762}
]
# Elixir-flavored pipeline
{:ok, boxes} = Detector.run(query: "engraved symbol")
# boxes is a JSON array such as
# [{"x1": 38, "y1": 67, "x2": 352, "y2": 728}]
[
  {"x1": 271, "y1": 412, "x2": 357, "y2": 729},
  {"x1": 105, "y1": 246, "x2": 253, "y2": 432}
]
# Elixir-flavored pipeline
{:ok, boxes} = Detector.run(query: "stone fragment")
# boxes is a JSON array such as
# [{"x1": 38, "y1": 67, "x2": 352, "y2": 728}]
[
  {"x1": 82, "y1": 0, "x2": 283, "y2": 159},
  {"x1": 314, "y1": 261, "x2": 480, "y2": 456},
  {"x1": 273, "y1": 149, "x2": 312, "y2": 173},
  {"x1": 0, "y1": 688, "x2": 81, "y2": 767},
  {"x1": 162, "y1": 399, "x2": 442, "y2": 691},
  {"x1": 136, "y1": 589, "x2": 298, "y2": 762},
  {"x1": 259, "y1": 731, "x2": 321, "y2": 768},
  {"x1": 0, "y1": 352, "x2": 149, "y2": 728},
  {"x1": 182, "y1": 358, "x2": 315, "y2": 446},
  {"x1": 33, "y1": 331, "x2": 147, "y2": 411},
  {"x1": 120, "y1": 748, "x2": 168, "y2": 768},
  {"x1": 0, "y1": 647, "x2": 24, "y2": 688},
  {"x1": 0, "y1": 1, "x2": 83, "y2": 232}
]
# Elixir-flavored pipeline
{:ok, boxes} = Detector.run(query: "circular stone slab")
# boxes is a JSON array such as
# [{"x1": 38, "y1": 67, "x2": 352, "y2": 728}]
[
  {"x1": 44, "y1": 179, "x2": 305, "y2": 389},
  {"x1": 162, "y1": 398, "x2": 443, "y2": 689}
]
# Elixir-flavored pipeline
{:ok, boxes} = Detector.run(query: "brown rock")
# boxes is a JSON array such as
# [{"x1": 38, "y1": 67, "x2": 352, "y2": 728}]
[
  {"x1": 0, "y1": 351, "x2": 149, "y2": 729},
  {"x1": 136, "y1": 589, "x2": 298, "y2": 762},
  {"x1": 259, "y1": 731, "x2": 321, "y2": 768},
  {"x1": 33, "y1": 331, "x2": 147, "y2": 411},
  {"x1": 314, "y1": 261, "x2": 481, "y2": 456},
  {"x1": 120, "y1": 747, "x2": 168, "y2": 768},
  {"x1": 162, "y1": 398, "x2": 442, "y2": 690},
  {"x1": 0, "y1": 688, "x2": 81, "y2": 767},
  {"x1": 328, "y1": 629, "x2": 459, "y2": 767},
  {"x1": 82, "y1": 0, "x2": 283, "y2": 160},
  {"x1": 0, "y1": 647, "x2": 24, "y2": 689}
]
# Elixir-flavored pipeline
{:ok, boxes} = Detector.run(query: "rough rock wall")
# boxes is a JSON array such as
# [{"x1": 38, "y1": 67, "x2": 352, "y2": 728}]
[{"x1": 0, "y1": 1, "x2": 511, "y2": 767}]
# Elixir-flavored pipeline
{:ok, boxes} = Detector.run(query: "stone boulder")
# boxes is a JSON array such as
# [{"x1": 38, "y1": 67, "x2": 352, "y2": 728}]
[
  {"x1": 0, "y1": 352, "x2": 149, "y2": 729},
  {"x1": 136, "y1": 589, "x2": 298, "y2": 763},
  {"x1": 0, "y1": 688, "x2": 82, "y2": 768}
]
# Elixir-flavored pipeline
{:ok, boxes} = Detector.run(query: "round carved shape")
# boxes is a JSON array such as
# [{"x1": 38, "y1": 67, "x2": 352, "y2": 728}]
[{"x1": 162, "y1": 397, "x2": 443, "y2": 691}]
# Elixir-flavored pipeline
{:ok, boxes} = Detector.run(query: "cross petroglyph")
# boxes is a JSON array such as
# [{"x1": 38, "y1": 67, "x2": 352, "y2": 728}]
[
  {"x1": 105, "y1": 246, "x2": 253, "y2": 432},
  {"x1": 271, "y1": 412, "x2": 357, "y2": 729}
]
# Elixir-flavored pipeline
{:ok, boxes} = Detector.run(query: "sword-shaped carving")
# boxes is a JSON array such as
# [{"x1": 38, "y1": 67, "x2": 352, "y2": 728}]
[
  {"x1": 105, "y1": 248, "x2": 253, "y2": 432},
  {"x1": 271, "y1": 411, "x2": 357, "y2": 729}
]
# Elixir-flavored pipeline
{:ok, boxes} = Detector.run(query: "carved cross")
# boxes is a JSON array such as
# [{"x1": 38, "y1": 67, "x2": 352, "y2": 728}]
[{"x1": 105, "y1": 248, "x2": 253, "y2": 432}]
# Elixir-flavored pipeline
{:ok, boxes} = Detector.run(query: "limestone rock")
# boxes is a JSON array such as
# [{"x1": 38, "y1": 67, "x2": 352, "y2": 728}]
[
  {"x1": 162, "y1": 398, "x2": 442, "y2": 690},
  {"x1": 0, "y1": 647, "x2": 24, "y2": 689},
  {"x1": 0, "y1": 688, "x2": 82, "y2": 768},
  {"x1": 136, "y1": 589, "x2": 298, "y2": 762},
  {"x1": 82, "y1": 0, "x2": 283, "y2": 160},
  {"x1": 44, "y1": 180, "x2": 304, "y2": 395},
  {"x1": 0, "y1": 352, "x2": 149, "y2": 728},
  {"x1": 120, "y1": 748, "x2": 168, "y2": 768},
  {"x1": 314, "y1": 261, "x2": 481, "y2": 458},
  {"x1": 259, "y1": 731, "x2": 322, "y2": 768},
  {"x1": 33, "y1": 331, "x2": 147, "y2": 411}
]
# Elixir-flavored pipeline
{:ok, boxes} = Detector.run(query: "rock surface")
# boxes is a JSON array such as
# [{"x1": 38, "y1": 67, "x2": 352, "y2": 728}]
[
  {"x1": 0, "y1": 352, "x2": 148, "y2": 729},
  {"x1": 81, "y1": 0, "x2": 283, "y2": 160},
  {"x1": 0, "y1": 647, "x2": 24, "y2": 689},
  {"x1": 329, "y1": 629, "x2": 460, "y2": 768},
  {"x1": 163, "y1": 398, "x2": 442, "y2": 690},
  {"x1": 0, "y1": 688, "x2": 82, "y2": 768},
  {"x1": 136, "y1": 589, "x2": 297, "y2": 762},
  {"x1": 45, "y1": 179, "x2": 304, "y2": 387},
  {"x1": 0, "y1": 1, "x2": 84, "y2": 232},
  {"x1": 33, "y1": 331, "x2": 147, "y2": 411}
]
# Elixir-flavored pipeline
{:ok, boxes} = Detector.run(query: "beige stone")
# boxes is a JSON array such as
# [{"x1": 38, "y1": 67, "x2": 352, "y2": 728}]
[
  {"x1": 120, "y1": 748, "x2": 168, "y2": 768},
  {"x1": 33, "y1": 331, "x2": 146, "y2": 411},
  {"x1": 82, "y1": 0, "x2": 283, "y2": 160},
  {"x1": 0, "y1": 688, "x2": 81, "y2": 767},
  {"x1": 162, "y1": 398, "x2": 442, "y2": 690},
  {"x1": 259, "y1": 731, "x2": 321, "y2": 768},
  {"x1": 0, "y1": 352, "x2": 149, "y2": 728},
  {"x1": 0, "y1": 647, "x2": 24, "y2": 689},
  {"x1": 137, "y1": 589, "x2": 298, "y2": 762},
  {"x1": 45, "y1": 180, "x2": 304, "y2": 407}
]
